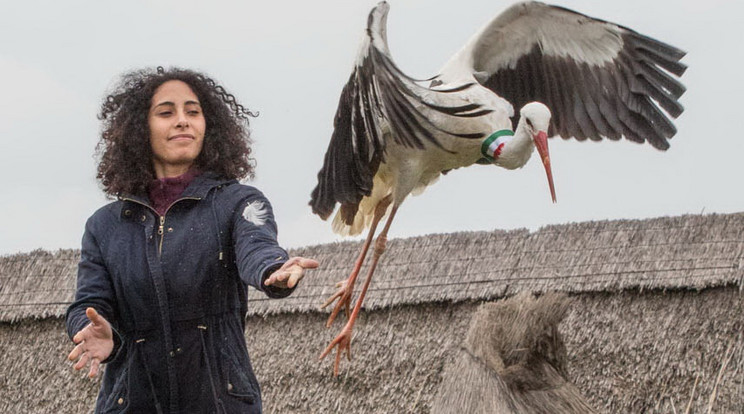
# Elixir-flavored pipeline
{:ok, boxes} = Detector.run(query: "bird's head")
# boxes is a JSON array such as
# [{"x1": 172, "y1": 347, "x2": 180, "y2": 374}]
[{"x1": 520, "y1": 102, "x2": 556, "y2": 203}]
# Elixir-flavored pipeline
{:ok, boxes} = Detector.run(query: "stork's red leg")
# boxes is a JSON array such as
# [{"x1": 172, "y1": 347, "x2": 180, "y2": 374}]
[
  {"x1": 320, "y1": 221, "x2": 375, "y2": 327},
  {"x1": 320, "y1": 203, "x2": 399, "y2": 376},
  {"x1": 321, "y1": 195, "x2": 392, "y2": 327}
]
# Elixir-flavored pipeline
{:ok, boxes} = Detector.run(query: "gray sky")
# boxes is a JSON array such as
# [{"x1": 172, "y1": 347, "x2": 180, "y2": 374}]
[{"x1": 1, "y1": 0, "x2": 741, "y2": 256}]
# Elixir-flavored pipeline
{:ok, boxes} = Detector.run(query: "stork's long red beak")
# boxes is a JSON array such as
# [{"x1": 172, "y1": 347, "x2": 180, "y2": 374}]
[{"x1": 533, "y1": 131, "x2": 556, "y2": 203}]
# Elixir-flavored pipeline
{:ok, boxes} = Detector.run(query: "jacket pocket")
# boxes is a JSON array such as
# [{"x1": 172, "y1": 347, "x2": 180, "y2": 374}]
[
  {"x1": 100, "y1": 364, "x2": 130, "y2": 413},
  {"x1": 220, "y1": 342, "x2": 258, "y2": 404}
]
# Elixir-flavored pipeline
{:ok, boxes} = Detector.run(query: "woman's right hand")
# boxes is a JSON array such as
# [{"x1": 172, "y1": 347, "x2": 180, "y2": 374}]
[{"x1": 67, "y1": 307, "x2": 114, "y2": 378}]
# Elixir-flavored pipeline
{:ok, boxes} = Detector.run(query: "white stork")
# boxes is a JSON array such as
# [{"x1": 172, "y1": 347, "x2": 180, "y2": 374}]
[{"x1": 311, "y1": 1, "x2": 686, "y2": 375}]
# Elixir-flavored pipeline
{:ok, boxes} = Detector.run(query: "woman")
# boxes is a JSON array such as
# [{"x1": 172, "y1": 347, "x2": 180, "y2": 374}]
[{"x1": 66, "y1": 67, "x2": 318, "y2": 413}]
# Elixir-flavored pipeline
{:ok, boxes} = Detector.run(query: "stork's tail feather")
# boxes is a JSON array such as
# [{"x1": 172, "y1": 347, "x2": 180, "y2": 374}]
[
  {"x1": 332, "y1": 210, "x2": 366, "y2": 236},
  {"x1": 331, "y1": 177, "x2": 393, "y2": 236}
]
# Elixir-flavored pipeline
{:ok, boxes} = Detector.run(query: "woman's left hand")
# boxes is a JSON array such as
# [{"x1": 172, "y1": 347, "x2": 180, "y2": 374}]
[{"x1": 264, "y1": 257, "x2": 319, "y2": 289}]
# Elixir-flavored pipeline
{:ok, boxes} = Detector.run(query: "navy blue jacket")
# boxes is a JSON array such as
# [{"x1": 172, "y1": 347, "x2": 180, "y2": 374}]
[{"x1": 66, "y1": 172, "x2": 291, "y2": 413}]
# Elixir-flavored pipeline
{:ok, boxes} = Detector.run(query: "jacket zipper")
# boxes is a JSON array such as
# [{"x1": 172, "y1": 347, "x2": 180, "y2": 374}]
[
  {"x1": 157, "y1": 216, "x2": 166, "y2": 256},
  {"x1": 120, "y1": 196, "x2": 201, "y2": 257}
]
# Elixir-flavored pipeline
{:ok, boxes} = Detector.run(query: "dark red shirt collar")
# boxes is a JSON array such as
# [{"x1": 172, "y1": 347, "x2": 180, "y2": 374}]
[{"x1": 148, "y1": 168, "x2": 201, "y2": 216}]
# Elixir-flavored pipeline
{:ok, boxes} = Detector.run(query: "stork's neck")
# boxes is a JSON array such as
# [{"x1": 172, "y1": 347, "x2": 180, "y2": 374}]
[{"x1": 482, "y1": 120, "x2": 534, "y2": 170}]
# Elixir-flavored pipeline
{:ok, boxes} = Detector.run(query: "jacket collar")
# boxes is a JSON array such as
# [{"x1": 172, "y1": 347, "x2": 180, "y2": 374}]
[
  {"x1": 118, "y1": 171, "x2": 236, "y2": 209},
  {"x1": 180, "y1": 171, "x2": 235, "y2": 199}
]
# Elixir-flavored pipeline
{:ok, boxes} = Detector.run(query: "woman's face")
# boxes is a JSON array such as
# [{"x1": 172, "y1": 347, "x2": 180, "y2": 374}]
[{"x1": 148, "y1": 80, "x2": 206, "y2": 178}]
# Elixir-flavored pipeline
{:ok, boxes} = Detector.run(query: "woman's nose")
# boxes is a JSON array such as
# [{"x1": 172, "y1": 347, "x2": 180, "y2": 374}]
[{"x1": 176, "y1": 111, "x2": 189, "y2": 128}]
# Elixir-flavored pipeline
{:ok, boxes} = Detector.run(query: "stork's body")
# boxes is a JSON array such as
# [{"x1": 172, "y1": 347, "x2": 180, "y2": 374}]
[
  {"x1": 311, "y1": 1, "x2": 686, "y2": 376},
  {"x1": 331, "y1": 83, "x2": 518, "y2": 236}
]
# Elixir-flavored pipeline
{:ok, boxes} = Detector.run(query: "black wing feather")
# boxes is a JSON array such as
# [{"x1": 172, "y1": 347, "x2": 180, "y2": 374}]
[
  {"x1": 310, "y1": 3, "x2": 489, "y2": 222},
  {"x1": 470, "y1": 3, "x2": 685, "y2": 150}
]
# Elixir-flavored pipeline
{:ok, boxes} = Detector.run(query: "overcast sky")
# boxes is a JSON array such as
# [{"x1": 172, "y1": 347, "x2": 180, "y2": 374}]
[{"x1": 1, "y1": 0, "x2": 741, "y2": 256}]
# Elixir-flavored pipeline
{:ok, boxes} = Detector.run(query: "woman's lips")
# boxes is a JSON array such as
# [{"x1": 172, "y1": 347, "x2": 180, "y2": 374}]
[{"x1": 168, "y1": 134, "x2": 194, "y2": 141}]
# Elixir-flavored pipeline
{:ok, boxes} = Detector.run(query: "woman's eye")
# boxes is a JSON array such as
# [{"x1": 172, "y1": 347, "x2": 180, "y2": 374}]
[
  {"x1": 188, "y1": 110, "x2": 200, "y2": 115},
  {"x1": 158, "y1": 111, "x2": 172, "y2": 116}
]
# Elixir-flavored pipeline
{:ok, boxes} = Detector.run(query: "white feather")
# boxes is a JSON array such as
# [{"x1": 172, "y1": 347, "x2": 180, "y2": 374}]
[{"x1": 242, "y1": 201, "x2": 268, "y2": 226}]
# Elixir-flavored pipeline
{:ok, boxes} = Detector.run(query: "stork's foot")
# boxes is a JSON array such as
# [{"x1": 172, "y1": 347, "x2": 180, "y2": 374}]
[
  {"x1": 321, "y1": 279, "x2": 353, "y2": 327},
  {"x1": 319, "y1": 319, "x2": 355, "y2": 377}
]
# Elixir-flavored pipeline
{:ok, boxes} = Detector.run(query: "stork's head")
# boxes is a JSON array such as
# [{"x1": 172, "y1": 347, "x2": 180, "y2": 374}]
[{"x1": 520, "y1": 102, "x2": 556, "y2": 203}]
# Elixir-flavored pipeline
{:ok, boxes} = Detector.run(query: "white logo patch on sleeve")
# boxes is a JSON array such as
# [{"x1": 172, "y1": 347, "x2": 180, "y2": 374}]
[{"x1": 242, "y1": 201, "x2": 268, "y2": 226}]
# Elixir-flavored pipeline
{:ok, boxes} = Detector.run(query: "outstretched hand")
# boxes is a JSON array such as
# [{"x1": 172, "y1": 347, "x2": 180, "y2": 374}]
[
  {"x1": 68, "y1": 307, "x2": 114, "y2": 378},
  {"x1": 264, "y1": 257, "x2": 319, "y2": 289}
]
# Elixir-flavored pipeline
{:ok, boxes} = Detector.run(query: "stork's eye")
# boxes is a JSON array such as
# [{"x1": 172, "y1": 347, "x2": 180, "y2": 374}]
[{"x1": 526, "y1": 118, "x2": 533, "y2": 128}]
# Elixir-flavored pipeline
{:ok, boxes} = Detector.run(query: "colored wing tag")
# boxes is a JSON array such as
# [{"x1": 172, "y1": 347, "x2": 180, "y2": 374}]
[{"x1": 480, "y1": 129, "x2": 514, "y2": 161}]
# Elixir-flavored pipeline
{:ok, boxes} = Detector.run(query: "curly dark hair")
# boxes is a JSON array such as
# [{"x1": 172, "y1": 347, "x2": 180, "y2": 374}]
[{"x1": 96, "y1": 66, "x2": 257, "y2": 197}]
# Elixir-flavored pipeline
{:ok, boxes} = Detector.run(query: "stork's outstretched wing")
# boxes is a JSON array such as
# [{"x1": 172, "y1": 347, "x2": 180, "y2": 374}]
[
  {"x1": 439, "y1": 1, "x2": 686, "y2": 150},
  {"x1": 310, "y1": 2, "x2": 490, "y2": 222}
]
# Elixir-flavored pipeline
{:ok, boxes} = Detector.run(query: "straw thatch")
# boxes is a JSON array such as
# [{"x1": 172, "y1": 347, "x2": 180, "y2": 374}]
[
  {"x1": 1, "y1": 212, "x2": 743, "y2": 413},
  {"x1": 262, "y1": 212, "x2": 744, "y2": 315},
  {"x1": 3, "y1": 289, "x2": 742, "y2": 413},
  {"x1": 2, "y1": 213, "x2": 742, "y2": 322},
  {"x1": 565, "y1": 288, "x2": 744, "y2": 413},
  {"x1": 431, "y1": 292, "x2": 595, "y2": 414},
  {"x1": 0, "y1": 249, "x2": 77, "y2": 322}
]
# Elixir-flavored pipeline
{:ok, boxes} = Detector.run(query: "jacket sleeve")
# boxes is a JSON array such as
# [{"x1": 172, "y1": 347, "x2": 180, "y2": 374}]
[
  {"x1": 232, "y1": 190, "x2": 292, "y2": 298},
  {"x1": 65, "y1": 214, "x2": 123, "y2": 362}
]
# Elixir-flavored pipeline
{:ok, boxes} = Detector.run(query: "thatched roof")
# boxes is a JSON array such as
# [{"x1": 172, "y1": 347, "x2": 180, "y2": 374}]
[
  {"x1": 0, "y1": 249, "x2": 77, "y2": 322},
  {"x1": 2, "y1": 212, "x2": 743, "y2": 322},
  {"x1": 565, "y1": 288, "x2": 744, "y2": 413},
  {"x1": 275, "y1": 212, "x2": 744, "y2": 315},
  {"x1": 2, "y1": 212, "x2": 743, "y2": 413},
  {"x1": 3, "y1": 288, "x2": 742, "y2": 413}
]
